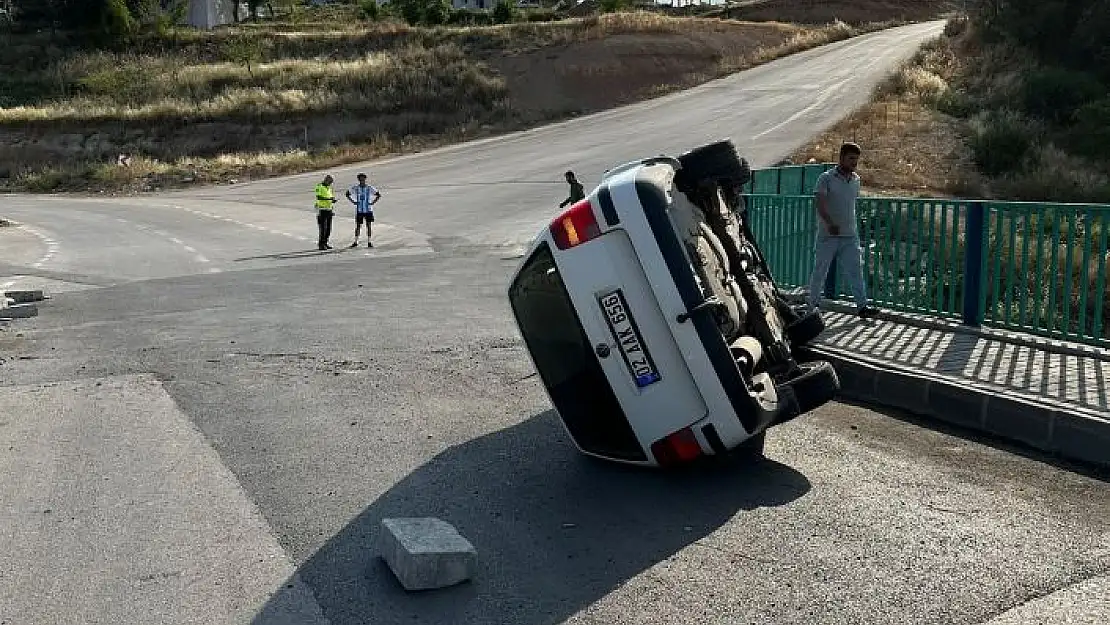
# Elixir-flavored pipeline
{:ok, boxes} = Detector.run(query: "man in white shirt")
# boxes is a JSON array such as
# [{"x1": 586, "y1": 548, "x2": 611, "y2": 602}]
[
  {"x1": 806, "y1": 142, "x2": 879, "y2": 318},
  {"x1": 345, "y1": 172, "x2": 381, "y2": 248}
]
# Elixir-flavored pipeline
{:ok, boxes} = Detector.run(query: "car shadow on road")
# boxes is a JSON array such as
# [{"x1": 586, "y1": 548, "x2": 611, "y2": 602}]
[{"x1": 251, "y1": 410, "x2": 812, "y2": 625}]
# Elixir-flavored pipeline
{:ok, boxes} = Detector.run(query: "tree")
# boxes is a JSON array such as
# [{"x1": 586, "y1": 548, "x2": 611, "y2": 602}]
[
  {"x1": 492, "y1": 0, "x2": 516, "y2": 23},
  {"x1": 424, "y1": 0, "x2": 449, "y2": 24}
]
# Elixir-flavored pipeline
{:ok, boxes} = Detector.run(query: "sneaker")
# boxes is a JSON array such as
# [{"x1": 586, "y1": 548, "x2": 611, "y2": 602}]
[{"x1": 858, "y1": 306, "x2": 880, "y2": 319}]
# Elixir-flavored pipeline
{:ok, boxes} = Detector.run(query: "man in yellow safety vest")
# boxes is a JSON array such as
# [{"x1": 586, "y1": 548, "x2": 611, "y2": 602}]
[{"x1": 315, "y1": 175, "x2": 338, "y2": 250}]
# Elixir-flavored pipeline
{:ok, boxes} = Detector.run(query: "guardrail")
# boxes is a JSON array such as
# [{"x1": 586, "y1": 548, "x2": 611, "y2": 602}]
[{"x1": 742, "y1": 164, "x2": 1110, "y2": 347}]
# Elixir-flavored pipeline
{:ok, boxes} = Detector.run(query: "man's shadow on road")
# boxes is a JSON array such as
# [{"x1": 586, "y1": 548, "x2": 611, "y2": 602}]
[
  {"x1": 253, "y1": 410, "x2": 812, "y2": 625},
  {"x1": 233, "y1": 248, "x2": 357, "y2": 262}
]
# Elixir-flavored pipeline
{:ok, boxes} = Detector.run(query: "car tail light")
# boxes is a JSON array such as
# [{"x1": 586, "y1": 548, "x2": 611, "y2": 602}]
[
  {"x1": 550, "y1": 199, "x2": 602, "y2": 250},
  {"x1": 650, "y1": 426, "x2": 704, "y2": 467}
]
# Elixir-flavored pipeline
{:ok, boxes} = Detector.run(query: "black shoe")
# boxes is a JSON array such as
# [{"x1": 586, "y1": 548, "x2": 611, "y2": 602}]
[
  {"x1": 858, "y1": 306, "x2": 880, "y2": 319},
  {"x1": 349, "y1": 241, "x2": 358, "y2": 248},
  {"x1": 367, "y1": 241, "x2": 373, "y2": 248}
]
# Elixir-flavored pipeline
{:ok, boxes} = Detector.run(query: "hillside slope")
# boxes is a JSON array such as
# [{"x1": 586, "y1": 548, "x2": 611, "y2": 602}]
[{"x1": 0, "y1": 5, "x2": 948, "y2": 193}]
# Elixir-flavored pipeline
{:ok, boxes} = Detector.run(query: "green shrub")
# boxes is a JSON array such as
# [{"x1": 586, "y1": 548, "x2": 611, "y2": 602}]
[
  {"x1": 103, "y1": 0, "x2": 138, "y2": 41},
  {"x1": 968, "y1": 110, "x2": 1039, "y2": 176},
  {"x1": 399, "y1": 0, "x2": 423, "y2": 25},
  {"x1": 423, "y1": 0, "x2": 449, "y2": 24},
  {"x1": 447, "y1": 7, "x2": 494, "y2": 25},
  {"x1": 935, "y1": 90, "x2": 976, "y2": 118},
  {"x1": 358, "y1": 0, "x2": 380, "y2": 20},
  {"x1": 943, "y1": 15, "x2": 968, "y2": 37},
  {"x1": 525, "y1": 8, "x2": 560, "y2": 22},
  {"x1": 1020, "y1": 67, "x2": 1104, "y2": 125},
  {"x1": 492, "y1": 0, "x2": 516, "y2": 23},
  {"x1": 1067, "y1": 97, "x2": 1110, "y2": 161}
]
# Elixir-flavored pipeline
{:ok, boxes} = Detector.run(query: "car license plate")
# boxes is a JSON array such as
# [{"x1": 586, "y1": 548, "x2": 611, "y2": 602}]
[{"x1": 599, "y1": 289, "x2": 661, "y2": 388}]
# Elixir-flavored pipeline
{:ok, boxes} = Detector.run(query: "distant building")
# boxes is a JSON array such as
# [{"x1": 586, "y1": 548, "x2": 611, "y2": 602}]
[{"x1": 187, "y1": 0, "x2": 236, "y2": 29}]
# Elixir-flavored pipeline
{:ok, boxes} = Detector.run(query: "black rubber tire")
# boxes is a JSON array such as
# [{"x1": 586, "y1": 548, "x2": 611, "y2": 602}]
[
  {"x1": 786, "y1": 309, "x2": 826, "y2": 347},
  {"x1": 675, "y1": 139, "x2": 752, "y2": 188},
  {"x1": 778, "y1": 361, "x2": 840, "y2": 416}
]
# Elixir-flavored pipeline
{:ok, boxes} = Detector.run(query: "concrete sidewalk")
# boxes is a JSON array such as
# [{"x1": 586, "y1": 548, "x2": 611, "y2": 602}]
[{"x1": 795, "y1": 303, "x2": 1110, "y2": 473}]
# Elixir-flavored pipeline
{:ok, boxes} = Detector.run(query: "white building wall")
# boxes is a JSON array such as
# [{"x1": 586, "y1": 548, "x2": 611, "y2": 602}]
[{"x1": 187, "y1": 0, "x2": 237, "y2": 29}]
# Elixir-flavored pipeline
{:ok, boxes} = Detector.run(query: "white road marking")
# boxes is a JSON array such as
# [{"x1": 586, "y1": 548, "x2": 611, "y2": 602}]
[
  {"x1": 164, "y1": 203, "x2": 307, "y2": 241},
  {"x1": 752, "y1": 76, "x2": 852, "y2": 139},
  {"x1": 15, "y1": 222, "x2": 60, "y2": 270},
  {"x1": 108, "y1": 215, "x2": 217, "y2": 269}
]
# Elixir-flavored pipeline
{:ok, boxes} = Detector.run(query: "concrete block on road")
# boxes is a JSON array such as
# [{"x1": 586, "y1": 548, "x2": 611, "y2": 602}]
[
  {"x1": 378, "y1": 517, "x2": 477, "y2": 591},
  {"x1": 0, "y1": 303, "x2": 37, "y2": 319},
  {"x1": 3, "y1": 289, "x2": 45, "y2": 304}
]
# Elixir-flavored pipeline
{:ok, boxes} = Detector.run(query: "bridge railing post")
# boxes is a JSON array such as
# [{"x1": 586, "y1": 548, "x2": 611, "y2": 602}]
[{"x1": 962, "y1": 201, "x2": 987, "y2": 327}]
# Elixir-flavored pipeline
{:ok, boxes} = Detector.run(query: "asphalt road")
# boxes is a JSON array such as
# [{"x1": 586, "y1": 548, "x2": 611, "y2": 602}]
[{"x1": 2, "y1": 19, "x2": 1108, "y2": 625}]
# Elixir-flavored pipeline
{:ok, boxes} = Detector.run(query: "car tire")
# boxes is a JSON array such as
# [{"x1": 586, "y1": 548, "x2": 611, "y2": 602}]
[
  {"x1": 675, "y1": 140, "x2": 752, "y2": 190},
  {"x1": 786, "y1": 309, "x2": 825, "y2": 347},
  {"x1": 778, "y1": 361, "x2": 839, "y2": 416}
]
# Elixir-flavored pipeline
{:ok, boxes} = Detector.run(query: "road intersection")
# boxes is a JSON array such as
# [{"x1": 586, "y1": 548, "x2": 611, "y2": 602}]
[{"x1": 2, "y1": 20, "x2": 1107, "y2": 625}]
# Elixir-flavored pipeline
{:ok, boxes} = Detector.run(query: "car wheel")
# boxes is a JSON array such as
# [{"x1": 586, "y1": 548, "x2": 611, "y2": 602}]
[
  {"x1": 778, "y1": 361, "x2": 840, "y2": 416},
  {"x1": 786, "y1": 309, "x2": 825, "y2": 347},
  {"x1": 675, "y1": 139, "x2": 752, "y2": 190}
]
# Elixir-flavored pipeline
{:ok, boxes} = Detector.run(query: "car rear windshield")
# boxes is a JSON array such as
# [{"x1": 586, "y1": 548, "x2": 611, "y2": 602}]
[{"x1": 507, "y1": 242, "x2": 645, "y2": 461}]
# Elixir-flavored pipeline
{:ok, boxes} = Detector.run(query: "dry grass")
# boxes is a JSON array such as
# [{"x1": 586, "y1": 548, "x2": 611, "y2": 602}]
[
  {"x1": 788, "y1": 26, "x2": 987, "y2": 198},
  {"x1": 717, "y1": 0, "x2": 957, "y2": 25},
  {"x1": 0, "y1": 11, "x2": 898, "y2": 194},
  {"x1": 788, "y1": 18, "x2": 1110, "y2": 339},
  {"x1": 0, "y1": 44, "x2": 505, "y2": 124}
]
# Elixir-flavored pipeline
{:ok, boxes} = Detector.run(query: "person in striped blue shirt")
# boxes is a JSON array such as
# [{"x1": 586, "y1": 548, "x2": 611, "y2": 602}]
[{"x1": 345, "y1": 173, "x2": 381, "y2": 248}]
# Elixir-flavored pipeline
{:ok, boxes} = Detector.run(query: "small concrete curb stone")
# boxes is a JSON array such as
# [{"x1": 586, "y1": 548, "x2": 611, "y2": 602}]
[
  {"x1": 0, "y1": 303, "x2": 37, "y2": 319},
  {"x1": 378, "y1": 517, "x2": 477, "y2": 591},
  {"x1": 3, "y1": 289, "x2": 45, "y2": 304},
  {"x1": 798, "y1": 345, "x2": 1110, "y2": 471}
]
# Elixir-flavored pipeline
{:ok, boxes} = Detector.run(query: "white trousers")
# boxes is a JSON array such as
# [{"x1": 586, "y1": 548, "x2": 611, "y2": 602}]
[{"x1": 807, "y1": 234, "x2": 869, "y2": 309}]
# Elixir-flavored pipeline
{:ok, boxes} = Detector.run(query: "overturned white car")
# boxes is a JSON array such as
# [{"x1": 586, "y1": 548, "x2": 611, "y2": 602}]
[{"x1": 508, "y1": 140, "x2": 838, "y2": 468}]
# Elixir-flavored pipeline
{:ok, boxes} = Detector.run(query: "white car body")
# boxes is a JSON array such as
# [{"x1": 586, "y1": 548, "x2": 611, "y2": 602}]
[{"x1": 508, "y1": 143, "x2": 838, "y2": 467}]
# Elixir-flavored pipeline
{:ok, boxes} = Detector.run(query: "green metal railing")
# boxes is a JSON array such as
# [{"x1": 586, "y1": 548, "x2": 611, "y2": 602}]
[{"x1": 742, "y1": 164, "x2": 1110, "y2": 347}]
